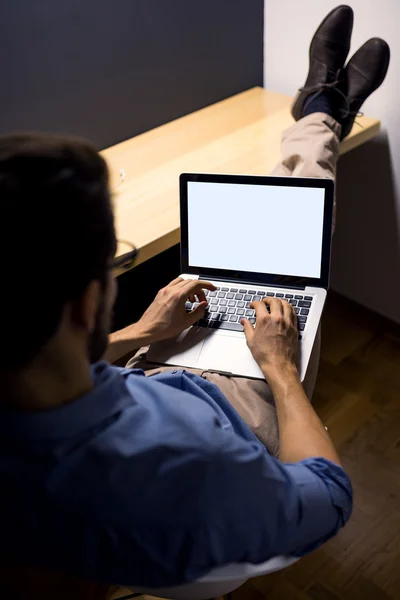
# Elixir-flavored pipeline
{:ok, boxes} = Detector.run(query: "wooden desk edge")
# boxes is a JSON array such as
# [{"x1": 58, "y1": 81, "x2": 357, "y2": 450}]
[
  {"x1": 112, "y1": 97, "x2": 381, "y2": 275},
  {"x1": 134, "y1": 229, "x2": 180, "y2": 268},
  {"x1": 340, "y1": 120, "x2": 381, "y2": 155}
]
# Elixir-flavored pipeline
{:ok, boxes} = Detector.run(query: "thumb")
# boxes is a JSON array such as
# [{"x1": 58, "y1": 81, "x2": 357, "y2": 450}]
[
  {"x1": 241, "y1": 317, "x2": 254, "y2": 342},
  {"x1": 188, "y1": 301, "x2": 207, "y2": 324}
]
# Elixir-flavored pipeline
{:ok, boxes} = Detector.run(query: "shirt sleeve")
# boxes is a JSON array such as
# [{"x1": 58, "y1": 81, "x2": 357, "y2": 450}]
[
  {"x1": 193, "y1": 432, "x2": 353, "y2": 569},
  {"x1": 123, "y1": 370, "x2": 352, "y2": 574},
  {"x1": 282, "y1": 458, "x2": 353, "y2": 555}
]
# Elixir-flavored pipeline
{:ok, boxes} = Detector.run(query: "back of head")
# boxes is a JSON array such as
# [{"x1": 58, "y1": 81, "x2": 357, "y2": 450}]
[{"x1": 0, "y1": 132, "x2": 115, "y2": 371}]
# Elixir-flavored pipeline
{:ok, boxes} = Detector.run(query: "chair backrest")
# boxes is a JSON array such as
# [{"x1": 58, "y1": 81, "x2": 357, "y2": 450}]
[{"x1": 132, "y1": 555, "x2": 298, "y2": 600}]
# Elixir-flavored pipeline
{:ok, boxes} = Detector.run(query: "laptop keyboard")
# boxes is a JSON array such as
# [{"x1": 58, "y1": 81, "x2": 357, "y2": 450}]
[{"x1": 185, "y1": 286, "x2": 314, "y2": 337}]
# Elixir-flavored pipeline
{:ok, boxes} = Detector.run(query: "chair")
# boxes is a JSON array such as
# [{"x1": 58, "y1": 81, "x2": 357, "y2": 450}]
[
  {"x1": 131, "y1": 555, "x2": 298, "y2": 600},
  {"x1": 0, "y1": 554, "x2": 297, "y2": 600}
]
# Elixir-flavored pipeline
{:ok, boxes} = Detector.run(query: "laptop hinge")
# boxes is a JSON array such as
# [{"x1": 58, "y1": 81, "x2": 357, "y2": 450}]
[{"x1": 198, "y1": 274, "x2": 306, "y2": 291}]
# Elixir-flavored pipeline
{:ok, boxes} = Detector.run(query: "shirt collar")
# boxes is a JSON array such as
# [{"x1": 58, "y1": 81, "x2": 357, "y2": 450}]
[{"x1": 0, "y1": 362, "x2": 135, "y2": 442}]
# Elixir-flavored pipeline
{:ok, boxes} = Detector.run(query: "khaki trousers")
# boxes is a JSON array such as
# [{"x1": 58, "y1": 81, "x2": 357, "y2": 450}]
[{"x1": 126, "y1": 113, "x2": 342, "y2": 456}]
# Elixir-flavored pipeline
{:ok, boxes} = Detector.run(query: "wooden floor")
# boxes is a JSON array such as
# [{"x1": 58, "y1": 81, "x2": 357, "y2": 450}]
[{"x1": 230, "y1": 293, "x2": 400, "y2": 600}]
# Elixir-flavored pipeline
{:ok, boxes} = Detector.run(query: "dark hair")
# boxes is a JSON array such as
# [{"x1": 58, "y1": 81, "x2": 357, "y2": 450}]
[{"x1": 0, "y1": 132, "x2": 116, "y2": 369}]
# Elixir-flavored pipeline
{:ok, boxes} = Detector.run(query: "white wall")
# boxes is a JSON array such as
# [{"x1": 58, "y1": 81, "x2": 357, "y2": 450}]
[{"x1": 264, "y1": 0, "x2": 400, "y2": 323}]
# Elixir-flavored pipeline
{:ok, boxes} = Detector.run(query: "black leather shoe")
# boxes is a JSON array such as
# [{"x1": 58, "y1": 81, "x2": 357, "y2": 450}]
[
  {"x1": 339, "y1": 38, "x2": 390, "y2": 139},
  {"x1": 291, "y1": 5, "x2": 354, "y2": 121}
]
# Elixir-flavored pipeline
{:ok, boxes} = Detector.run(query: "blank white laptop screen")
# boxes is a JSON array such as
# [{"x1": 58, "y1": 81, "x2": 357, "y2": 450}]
[{"x1": 187, "y1": 181, "x2": 325, "y2": 279}]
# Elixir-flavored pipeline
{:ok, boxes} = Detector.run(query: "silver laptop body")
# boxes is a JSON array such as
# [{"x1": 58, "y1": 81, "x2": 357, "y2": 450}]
[{"x1": 148, "y1": 173, "x2": 334, "y2": 382}]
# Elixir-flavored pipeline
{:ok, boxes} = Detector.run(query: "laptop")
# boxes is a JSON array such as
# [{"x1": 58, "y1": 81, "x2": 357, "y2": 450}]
[{"x1": 148, "y1": 173, "x2": 334, "y2": 381}]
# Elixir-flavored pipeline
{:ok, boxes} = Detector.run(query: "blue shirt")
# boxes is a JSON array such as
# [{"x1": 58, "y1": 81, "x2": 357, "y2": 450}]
[{"x1": 0, "y1": 362, "x2": 352, "y2": 588}]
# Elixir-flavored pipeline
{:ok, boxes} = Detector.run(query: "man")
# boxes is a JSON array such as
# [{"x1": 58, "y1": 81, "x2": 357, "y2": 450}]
[{"x1": 0, "y1": 5, "x2": 390, "y2": 593}]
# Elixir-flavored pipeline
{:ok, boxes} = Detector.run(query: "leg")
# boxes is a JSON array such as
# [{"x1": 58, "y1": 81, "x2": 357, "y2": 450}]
[
  {"x1": 198, "y1": 111, "x2": 337, "y2": 455},
  {"x1": 125, "y1": 9, "x2": 390, "y2": 454},
  {"x1": 270, "y1": 112, "x2": 340, "y2": 180},
  {"x1": 271, "y1": 112, "x2": 341, "y2": 229},
  {"x1": 126, "y1": 349, "x2": 280, "y2": 455},
  {"x1": 125, "y1": 332, "x2": 319, "y2": 458},
  {"x1": 125, "y1": 115, "x2": 338, "y2": 456}
]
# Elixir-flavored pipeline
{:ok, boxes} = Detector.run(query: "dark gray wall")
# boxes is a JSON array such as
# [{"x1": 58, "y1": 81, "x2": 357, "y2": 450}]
[{"x1": 0, "y1": 0, "x2": 263, "y2": 149}]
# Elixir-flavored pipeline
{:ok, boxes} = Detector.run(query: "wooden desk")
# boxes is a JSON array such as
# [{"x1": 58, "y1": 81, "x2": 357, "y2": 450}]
[{"x1": 102, "y1": 87, "x2": 380, "y2": 268}]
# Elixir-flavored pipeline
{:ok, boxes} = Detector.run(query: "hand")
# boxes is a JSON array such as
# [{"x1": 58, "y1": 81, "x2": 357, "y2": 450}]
[
  {"x1": 241, "y1": 297, "x2": 299, "y2": 382},
  {"x1": 134, "y1": 277, "x2": 216, "y2": 344}
]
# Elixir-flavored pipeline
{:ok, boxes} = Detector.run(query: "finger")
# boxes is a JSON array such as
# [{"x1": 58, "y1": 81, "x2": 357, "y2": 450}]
[
  {"x1": 241, "y1": 318, "x2": 255, "y2": 342},
  {"x1": 188, "y1": 301, "x2": 207, "y2": 324},
  {"x1": 184, "y1": 286, "x2": 208, "y2": 304},
  {"x1": 288, "y1": 302, "x2": 298, "y2": 326},
  {"x1": 193, "y1": 279, "x2": 217, "y2": 291},
  {"x1": 263, "y1": 297, "x2": 284, "y2": 316},
  {"x1": 196, "y1": 289, "x2": 207, "y2": 303},
  {"x1": 282, "y1": 299, "x2": 294, "y2": 323},
  {"x1": 280, "y1": 298, "x2": 297, "y2": 325},
  {"x1": 168, "y1": 277, "x2": 185, "y2": 287},
  {"x1": 250, "y1": 300, "x2": 270, "y2": 320},
  {"x1": 180, "y1": 279, "x2": 217, "y2": 298}
]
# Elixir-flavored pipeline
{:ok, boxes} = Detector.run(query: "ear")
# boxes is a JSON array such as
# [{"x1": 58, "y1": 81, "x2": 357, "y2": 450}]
[{"x1": 70, "y1": 280, "x2": 102, "y2": 333}]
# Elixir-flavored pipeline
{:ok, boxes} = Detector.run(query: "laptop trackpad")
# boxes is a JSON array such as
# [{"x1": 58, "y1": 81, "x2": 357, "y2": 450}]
[
  {"x1": 147, "y1": 326, "x2": 208, "y2": 366},
  {"x1": 198, "y1": 332, "x2": 256, "y2": 376}
]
